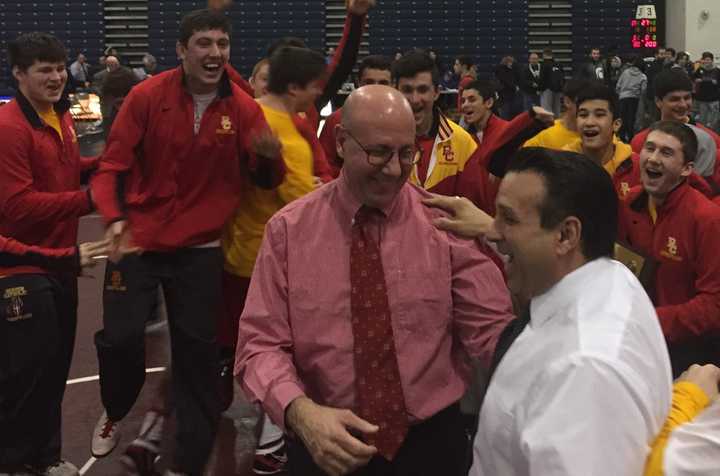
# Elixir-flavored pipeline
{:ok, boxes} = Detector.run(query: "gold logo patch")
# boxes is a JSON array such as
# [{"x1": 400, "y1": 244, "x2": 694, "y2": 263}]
[
  {"x1": 105, "y1": 271, "x2": 128, "y2": 291},
  {"x1": 660, "y1": 236, "x2": 682, "y2": 261},
  {"x1": 3, "y1": 286, "x2": 27, "y2": 299},
  {"x1": 217, "y1": 115, "x2": 236, "y2": 135}
]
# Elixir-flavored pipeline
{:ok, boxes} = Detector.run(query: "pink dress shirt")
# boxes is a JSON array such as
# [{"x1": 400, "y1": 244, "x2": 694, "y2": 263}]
[{"x1": 235, "y1": 176, "x2": 514, "y2": 429}]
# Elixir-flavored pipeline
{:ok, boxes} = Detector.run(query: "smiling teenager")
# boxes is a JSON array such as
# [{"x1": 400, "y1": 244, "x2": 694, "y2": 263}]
[
  {"x1": 89, "y1": 9, "x2": 285, "y2": 476},
  {"x1": 0, "y1": 32, "x2": 100, "y2": 476},
  {"x1": 619, "y1": 121, "x2": 720, "y2": 377}
]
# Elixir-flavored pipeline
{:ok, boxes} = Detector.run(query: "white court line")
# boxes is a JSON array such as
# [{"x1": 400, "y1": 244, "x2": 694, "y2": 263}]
[
  {"x1": 67, "y1": 366, "x2": 166, "y2": 385},
  {"x1": 78, "y1": 456, "x2": 97, "y2": 475}
]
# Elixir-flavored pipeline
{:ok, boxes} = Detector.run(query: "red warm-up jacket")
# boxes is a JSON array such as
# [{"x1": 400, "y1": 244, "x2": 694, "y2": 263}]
[
  {"x1": 0, "y1": 235, "x2": 81, "y2": 272},
  {"x1": 0, "y1": 93, "x2": 93, "y2": 276},
  {"x1": 91, "y1": 67, "x2": 285, "y2": 251},
  {"x1": 618, "y1": 182, "x2": 720, "y2": 343}
]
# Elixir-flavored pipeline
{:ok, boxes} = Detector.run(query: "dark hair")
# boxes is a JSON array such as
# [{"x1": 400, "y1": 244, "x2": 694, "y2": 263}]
[
  {"x1": 562, "y1": 78, "x2": 590, "y2": 102},
  {"x1": 654, "y1": 70, "x2": 693, "y2": 99},
  {"x1": 358, "y1": 55, "x2": 392, "y2": 79},
  {"x1": 507, "y1": 147, "x2": 618, "y2": 260},
  {"x1": 455, "y1": 54, "x2": 474, "y2": 69},
  {"x1": 267, "y1": 37, "x2": 307, "y2": 57},
  {"x1": 102, "y1": 67, "x2": 137, "y2": 98},
  {"x1": 543, "y1": 47, "x2": 553, "y2": 56},
  {"x1": 8, "y1": 32, "x2": 67, "y2": 71},
  {"x1": 179, "y1": 9, "x2": 231, "y2": 46},
  {"x1": 463, "y1": 79, "x2": 497, "y2": 102},
  {"x1": 676, "y1": 51, "x2": 690, "y2": 62},
  {"x1": 392, "y1": 51, "x2": 440, "y2": 87},
  {"x1": 628, "y1": 54, "x2": 644, "y2": 69},
  {"x1": 267, "y1": 46, "x2": 326, "y2": 95},
  {"x1": 575, "y1": 81, "x2": 618, "y2": 118},
  {"x1": 647, "y1": 120, "x2": 698, "y2": 165},
  {"x1": 666, "y1": 47, "x2": 676, "y2": 57},
  {"x1": 590, "y1": 47, "x2": 601, "y2": 53},
  {"x1": 702, "y1": 51, "x2": 714, "y2": 61}
]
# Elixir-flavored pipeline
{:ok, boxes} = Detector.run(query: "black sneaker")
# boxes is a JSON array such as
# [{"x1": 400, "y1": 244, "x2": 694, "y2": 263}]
[{"x1": 120, "y1": 411, "x2": 163, "y2": 476}]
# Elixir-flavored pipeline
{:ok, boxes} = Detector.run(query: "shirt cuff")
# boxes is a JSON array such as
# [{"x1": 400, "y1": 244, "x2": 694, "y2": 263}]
[{"x1": 265, "y1": 380, "x2": 306, "y2": 431}]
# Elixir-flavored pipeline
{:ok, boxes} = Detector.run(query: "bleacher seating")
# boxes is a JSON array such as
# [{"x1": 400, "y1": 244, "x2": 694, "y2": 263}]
[
  {"x1": 0, "y1": 0, "x2": 103, "y2": 95},
  {"x1": 370, "y1": 0, "x2": 529, "y2": 79}
]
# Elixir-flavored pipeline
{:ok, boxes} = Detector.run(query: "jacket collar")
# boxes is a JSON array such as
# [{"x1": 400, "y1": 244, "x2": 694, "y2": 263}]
[
  {"x1": 629, "y1": 180, "x2": 690, "y2": 215},
  {"x1": 15, "y1": 89, "x2": 71, "y2": 129},
  {"x1": 176, "y1": 65, "x2": 233, "y2": 99}
]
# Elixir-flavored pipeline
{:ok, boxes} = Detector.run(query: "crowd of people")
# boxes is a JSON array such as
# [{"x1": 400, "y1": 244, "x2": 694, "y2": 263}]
[{"x1": 1, "y1": 1, "x2": 720, "y2": 476}]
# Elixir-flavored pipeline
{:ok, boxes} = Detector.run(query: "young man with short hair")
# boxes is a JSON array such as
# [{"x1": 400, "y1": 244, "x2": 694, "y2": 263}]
[
  {"x1": 524, "y1": 79, "x2": 588, "y2": 150},
  {"x1": 221, "y1": 46, "x2": 331, "y2": 475},
  {"x1": 454, "y1": 54, "x2": 476, "y2": 110},
  {"x1": 563, "y1": 83, "x2": 640, "y2": 199},
  {"x1": 575, "y1": 47, "x2": 605, "y2": 81},
  {"x1": 319, "y1": 54, "x2": 393, "y2": 175},
  {"x1": 619, "y1": 121, "x2": 720, "y2": 377},
  {"x1": 692, "y1": 52, "x2": 720, "y2": 132},
  {"x1": 0, "y1": 32, "x2": 100, "y2": 476},
  {"x1": 89, "y1": 10, "x2": 285, "y2": 475},
  {"x1": 393, "y1": 51, "x2": 481, "y2": 201},
  {"x1": 459, "y1": 79, "x2": 553, "y2": 212},
  {"x1": 631, "y1": 71, "x2": 720, "y2": 189}
]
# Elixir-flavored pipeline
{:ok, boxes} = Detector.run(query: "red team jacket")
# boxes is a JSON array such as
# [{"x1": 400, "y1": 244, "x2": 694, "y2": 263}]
[
  {"x1": 91, "y1": 67, "x2": 285, "y2": 251},
  {"x1": 618, "y1": 182, "x2": 720, "y2": 343},
  {"x1": 0, "y1": 93, "x2": 93, "y2": 276},
  {"x1": 0, "y1": 235, "x2": 80, "y2": 272}
]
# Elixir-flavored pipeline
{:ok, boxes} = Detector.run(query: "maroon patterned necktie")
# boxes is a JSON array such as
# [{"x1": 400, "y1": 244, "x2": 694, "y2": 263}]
[{"x1": 350, "y1": 206, "x2": 408, "y2": 461}]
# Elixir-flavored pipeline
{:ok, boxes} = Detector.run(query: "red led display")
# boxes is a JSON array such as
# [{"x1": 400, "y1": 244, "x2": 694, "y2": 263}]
[{"x1": 631, "y1": 18, "x2": 658, "y2": 49}]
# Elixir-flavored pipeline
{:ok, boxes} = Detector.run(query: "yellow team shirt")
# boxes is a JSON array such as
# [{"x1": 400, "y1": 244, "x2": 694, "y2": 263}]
[
  {"x1": 563, "y1": 136, "x2": 633, "y2": 176},
  {"x1": 524, "y1": 119, "x2": 579, "y2": 150},
  {"x1": 222, "y1": 104, "x2": 315, "y2": 277},
  {"x1": 38, "y1": 108, "x2": 63, "y2": 142}
]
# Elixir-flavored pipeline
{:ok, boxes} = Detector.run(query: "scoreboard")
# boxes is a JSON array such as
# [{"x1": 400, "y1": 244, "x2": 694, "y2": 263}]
[{"x1": 631, "y1": 4, "x2": 659, "y2": 49}]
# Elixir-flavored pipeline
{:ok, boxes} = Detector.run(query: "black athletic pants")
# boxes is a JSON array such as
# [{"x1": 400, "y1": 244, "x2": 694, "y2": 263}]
[
  {"x1": 95, "y1": 248, "x2": 223, "y2": 475},
  {"x1": 0, "y1": 274, "x2": 77, "y2": 471}
]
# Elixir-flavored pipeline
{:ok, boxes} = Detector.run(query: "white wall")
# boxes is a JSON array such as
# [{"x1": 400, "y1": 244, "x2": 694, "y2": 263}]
[
  {"x1": 666, "y1": 0, "x2": 720, "y2": 60},
  {"x1": 685, "y1": 0, "x2": 720, "y2": 60},
  {"x1": 666, "y1": 0, "x2": 687, "y2": 52}
]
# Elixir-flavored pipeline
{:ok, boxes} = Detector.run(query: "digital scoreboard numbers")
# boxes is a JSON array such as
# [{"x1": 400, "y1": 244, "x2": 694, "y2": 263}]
[{"x1": 631, "y1": 4, "x2": 658, "y2": 49}]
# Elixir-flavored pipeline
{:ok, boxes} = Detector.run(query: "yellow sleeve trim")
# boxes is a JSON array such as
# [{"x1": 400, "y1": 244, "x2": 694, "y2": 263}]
[{"x1": 643, "y1": 381, "x2": 710, "y2": 476}]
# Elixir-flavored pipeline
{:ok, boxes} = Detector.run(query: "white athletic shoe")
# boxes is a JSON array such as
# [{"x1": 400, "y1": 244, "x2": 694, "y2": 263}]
[{"x1": 91, "y1": 411, "x2": 121, "y2": 457}]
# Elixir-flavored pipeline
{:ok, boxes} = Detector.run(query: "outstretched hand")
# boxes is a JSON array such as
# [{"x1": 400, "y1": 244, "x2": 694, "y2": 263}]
[
  {"x1": 531, "y1": 106, "x2": 555, "y2": 127},
  {"x1": 422, "y1": 194, "x2": 493, "y2": 238},
  {"x1": 251, "y1": 128, "x2": 283, "y2": 160}
]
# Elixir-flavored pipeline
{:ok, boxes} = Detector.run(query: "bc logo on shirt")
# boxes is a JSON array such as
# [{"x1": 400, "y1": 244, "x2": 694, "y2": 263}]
[
  {"x1": 105, "y1": 271, "x2": 128, "y2": 292},
  {"x1": 620, "y1": 182, "x2": 630, "y2": 198},
  {"x1": 660, "y1": 236, "x2": 682, "y2": 262},
  {"x1": 217, "y1": 115, "x2": 235, "y2": 135},
  {"x1": 441, "y1": 144, "x2": 455, "y2": 163}
]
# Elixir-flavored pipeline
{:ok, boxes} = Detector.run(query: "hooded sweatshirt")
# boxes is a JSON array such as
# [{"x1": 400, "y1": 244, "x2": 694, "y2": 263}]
[{"x1": 616, "y1": 66, "x2": 648, "y2": 99}]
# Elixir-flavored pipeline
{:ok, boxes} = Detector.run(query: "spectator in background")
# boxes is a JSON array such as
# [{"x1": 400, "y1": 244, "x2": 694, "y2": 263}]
[
  {"x1": 100, "y1": 67, "x2": 137, "y2": 140},
  {"x1": 616, "y1": 55, "x2": 647, "y2": 142},
  {"x1": 539, "y1": 48, "x2": 564, "y2": 116},
  {"x1": 494, "y1": 55, "x2": 520, "y2": 120},
  {"x1": 606, "y1": 55, "x2": 623, "y2": 92},
  {"x1": 92, "y1": 55, "x2": 120, "y2": 89},
  {"x1": 132, "y1": 54, "x2": 157, "y2": 81},
  {"x1": 672, "y1": 52, "x2": 693, "y2": 76},
  {"x1": 575, "y1": 47, "x2": 605, "y2": 81},
  {"x1": 519, "y1": 52, "x2": 541, "y2": 110},
  {"x1": 693, "y1": 52, "x2": 720, "y2": 132},
  {"x1": 665, "y1": 48, "x2": 677, "y2": 68},
  {"x1": 69, "y1": 52, "x2": 90, "y2": 88}
]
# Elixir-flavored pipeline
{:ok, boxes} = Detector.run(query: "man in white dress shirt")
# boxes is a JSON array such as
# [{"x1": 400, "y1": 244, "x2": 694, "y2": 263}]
[{"x1": 424, "y1": 147, "x2": 673, "y2": 476}]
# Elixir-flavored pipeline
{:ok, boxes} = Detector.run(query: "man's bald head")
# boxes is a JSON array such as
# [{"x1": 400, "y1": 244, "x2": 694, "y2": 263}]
[
  {"x1": 336, "y1": 85, "x2": 417, "y2": 209},
  {"x1": 106, "y1": 55, "x2": 120, "y2": 71},
  {"x1": 341, "y1": 85, "x2": 415, "y2": 135}
]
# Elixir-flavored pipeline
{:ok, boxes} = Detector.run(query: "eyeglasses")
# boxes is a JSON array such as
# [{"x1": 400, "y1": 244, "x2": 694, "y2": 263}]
[{"x1": 343, "y1": 129, "x2": 419, "y2": 167}]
